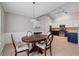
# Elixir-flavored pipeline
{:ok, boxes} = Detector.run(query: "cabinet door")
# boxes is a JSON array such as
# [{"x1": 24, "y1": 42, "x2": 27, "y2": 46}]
[{"x1": 67, "y1": 33, "x2": 78, "y2": 44}]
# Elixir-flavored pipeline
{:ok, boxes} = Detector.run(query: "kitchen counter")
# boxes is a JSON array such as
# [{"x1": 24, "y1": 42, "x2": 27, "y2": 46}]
[
  {"x1": 52, "y1": 27, "x2": 78, "y2": 33},
  {"x1": 51, "y1": 27, "x2": 79, "y2": 44}
]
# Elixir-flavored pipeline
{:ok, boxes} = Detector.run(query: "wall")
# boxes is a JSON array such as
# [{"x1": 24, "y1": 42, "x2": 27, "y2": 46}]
[
  {"x1": 38, "y1": 15, "x2": 53, "y2": 34},
  {"x1": 5, "y1": 13, "x2": 36, "y2": 44},
  {"x1": 51, "y1": 13, "x2": 79, "y2": 28},
  {"x1": 5, "y1": 12, "x2": 33, "y2": 33},
  {"x1": 0, "y1": 4, "x2": 5, "y2": 55},
  {"x1": 5, "y1": 13, "x2": 53, "y2": 44},
  {"x1": 0, "y1": 6, "x2": 1, "y2": 54},
  {"x1": 38, "y1": 13, "x2": 79, "y2": 33}
]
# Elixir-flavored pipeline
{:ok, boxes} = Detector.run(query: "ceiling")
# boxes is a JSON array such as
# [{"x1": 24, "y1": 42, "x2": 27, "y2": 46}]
[
  {"x1": 1, "y1": 2, "x2": 66, "y2": 18},
  {"x1": 48, "y1": 2, "x2": 79, "y2": 19}
]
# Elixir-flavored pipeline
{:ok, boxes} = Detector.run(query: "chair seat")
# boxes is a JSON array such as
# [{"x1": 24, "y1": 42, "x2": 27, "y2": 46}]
[
  {"x1": 36, "y1": 43, "x2": 46, "y2": 49},
  {"x1": 16, "y1": 42, "x2": 32, "y2": 52}
]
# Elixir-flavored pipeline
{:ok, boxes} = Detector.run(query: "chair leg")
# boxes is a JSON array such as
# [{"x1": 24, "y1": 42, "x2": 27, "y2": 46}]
[
  {"x1": 50, "y1": 47, "x2": 52, "y2": 56},
  {"x1": 27, "y1": 50, "x2": 29, "y2": 56},
  {"x1": 45, "y1": 49, "x2": 46, "y2": 56},
  {"x1": 15, "y1": 52, "x2": 17, "y2": 56}
]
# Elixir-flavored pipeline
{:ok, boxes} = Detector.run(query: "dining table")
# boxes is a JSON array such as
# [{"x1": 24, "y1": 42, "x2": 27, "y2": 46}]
[{"x1": 22, "y1": 34, "x2": 48, "y2": 54}]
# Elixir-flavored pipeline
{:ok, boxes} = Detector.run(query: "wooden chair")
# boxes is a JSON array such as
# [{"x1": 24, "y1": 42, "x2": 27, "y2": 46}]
[
  {"x1": 27, "y1": 31, "x2": 33, "y2": 36},
  {"x1": 11, "y1": 34, "x2": 31, "y2": 56},
  {"x1": 36, "y1": 33, "x2": 53, "y2": 56}
]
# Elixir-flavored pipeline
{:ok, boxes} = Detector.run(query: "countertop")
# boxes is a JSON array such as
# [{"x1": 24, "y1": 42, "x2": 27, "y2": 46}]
[{"x1": 52, "y1": 27, "x2": 79, "y2": 33}]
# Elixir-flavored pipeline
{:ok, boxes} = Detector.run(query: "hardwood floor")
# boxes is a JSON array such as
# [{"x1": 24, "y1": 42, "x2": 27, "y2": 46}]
[{"x1": 2, "y1": 36, "x2": 79, "y2": 56}]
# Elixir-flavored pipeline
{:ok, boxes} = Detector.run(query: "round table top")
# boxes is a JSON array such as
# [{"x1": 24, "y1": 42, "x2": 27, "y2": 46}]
[{"x1": 22, "y1": 34, "x2": 48, "y2": 43}]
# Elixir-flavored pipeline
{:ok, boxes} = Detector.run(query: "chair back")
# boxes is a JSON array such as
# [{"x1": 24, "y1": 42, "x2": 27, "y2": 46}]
[
  {"x1": 11, "y1": 34, "x2": 16, "y2": 50},
  {"x1": 34, "y1": 32, "x2": 42, "y2": 35},
  {"x1": 27, "y1": 31, "x2": 32, "y2": 36},
  {"x1": 46, "y1": 34, "x2": 53, "y2": 47}
]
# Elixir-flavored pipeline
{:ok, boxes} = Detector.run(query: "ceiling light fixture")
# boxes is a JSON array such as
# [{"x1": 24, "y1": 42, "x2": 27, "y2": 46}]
[
  {"x1": 31, "y1": 2, "x2": 37, "y2": 23},
  {"x1": 33, "y1": 2, "x2": 35, "y2": 18},
  {"x1": 31, "y1": 2, "x2": 40, "y2": 29}
]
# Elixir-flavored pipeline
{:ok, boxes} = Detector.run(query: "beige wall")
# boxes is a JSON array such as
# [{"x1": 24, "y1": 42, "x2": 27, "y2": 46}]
[
  {"x1": 0, "y1": 6, "x2": 1, "y2": 46},
  {"x1": 5, "y1": 12, "x2": 33, "y2": 33},
  {"x1": 52, "y1": 14, "x2": 79, "y2": 28},
  {"x1": 38, "y1": 15, "x2": 53, "y2": 34},
  {"x1": 4, "y1": 14, "x2": 53, "y2": 44},
  {"x1": 0, "y1": 4, "x2": 5, "y2": 55},
  {"x1": 4, "y1": 12, "x2": 42, "y2": 44}
]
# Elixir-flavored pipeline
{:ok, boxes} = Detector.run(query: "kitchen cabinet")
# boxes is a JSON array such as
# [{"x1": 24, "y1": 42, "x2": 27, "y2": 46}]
[
  {"x1": 52, "y1": 31, "x2": 59, "y2": 35},
  {"x1": 66, "y1": 32, "x2": 78, "y2": 44}
]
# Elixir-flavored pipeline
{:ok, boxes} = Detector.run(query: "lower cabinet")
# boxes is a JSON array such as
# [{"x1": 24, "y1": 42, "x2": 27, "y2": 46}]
[
  {"x1": 52, "y1": 31, "x2": 59, "y2": 36},
  {"x1": 66, "y1": 32, "x2": 78, "y2": 44}
]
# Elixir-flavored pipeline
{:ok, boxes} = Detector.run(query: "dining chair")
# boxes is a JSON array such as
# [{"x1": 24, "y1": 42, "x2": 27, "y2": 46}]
[
  {"x1": 34, "y1": 32, "x2": 42, "y2": 35},
  {"x1": 27, "y1": 31, "x2": 33, "y2": 36},
  {"x1": 11, "y1": 34, "x2": 31, "y2": 56},
  {"x1": 36, "y1": 33, "x2": 53, "y2": 56}
]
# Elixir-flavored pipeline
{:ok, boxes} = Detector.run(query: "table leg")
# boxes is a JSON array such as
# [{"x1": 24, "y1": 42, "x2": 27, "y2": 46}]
[{"x1": 29, "y1": 43, "x2": 43, "y2": 54}]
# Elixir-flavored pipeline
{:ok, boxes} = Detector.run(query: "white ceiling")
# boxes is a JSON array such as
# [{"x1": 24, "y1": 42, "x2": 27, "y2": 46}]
[
  {"x1": 48, "y1": 2, "x2": 79, "y2": 19},
  {"x1": 1, "y1": 2, "x2": 66, "y2": 18}
]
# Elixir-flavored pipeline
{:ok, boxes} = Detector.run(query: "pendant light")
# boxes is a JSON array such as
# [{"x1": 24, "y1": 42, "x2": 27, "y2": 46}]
[
  {"x1": 33, "y1": 2, "x2": 35, "y2": 18},
  {"x1": 31, "y1": 2, "x2": 37, "y2": 23},
  {"x1": 31, "y1": 2, "x2": 40, "y2": 28}
]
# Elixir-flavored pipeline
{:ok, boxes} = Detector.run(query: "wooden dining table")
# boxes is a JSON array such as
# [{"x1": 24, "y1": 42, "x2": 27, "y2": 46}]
[{"x1": 22, "y1": 34, "x2": 48, "y2": 54}]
